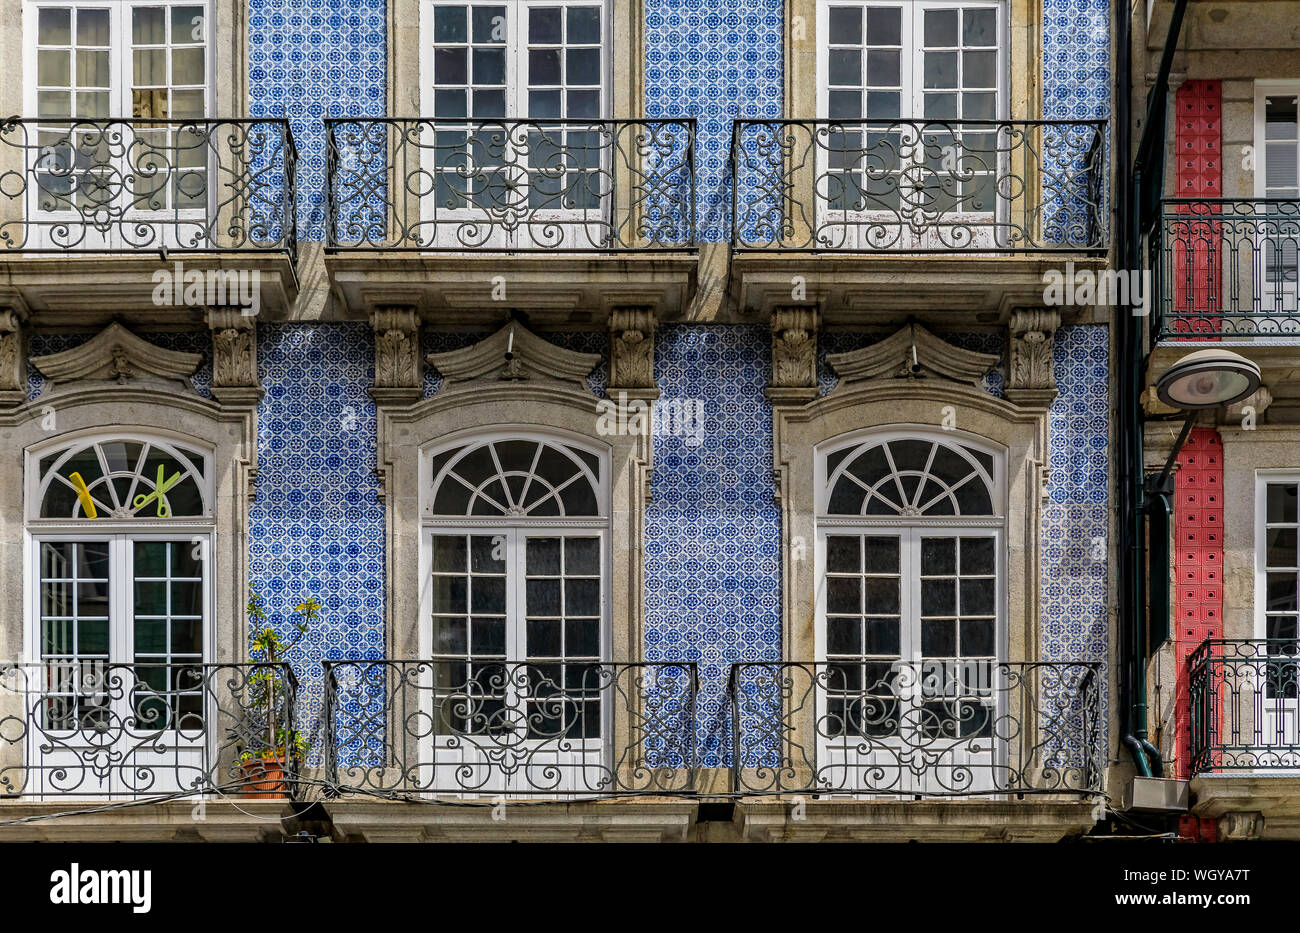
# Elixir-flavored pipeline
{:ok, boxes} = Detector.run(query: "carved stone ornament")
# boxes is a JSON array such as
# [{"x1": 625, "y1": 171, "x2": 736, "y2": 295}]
[
  {"x1": 770, "y1": 307, "x2": 820, "y2": 393},
  {"x1": 368, "y1": 306, "x2": 423, "y2": 403},
  {"x1": 826, "y1": 322, "x2": 999, "y2": 389},
  {"x1": 30, "y1": 322, "x2": 202, "y2": 394},
  {"x1": 427, "y1": 322, "x2": 600, "y2": 391},
  {"x1": 1005, "y1": 308, "x2": 1061, "y2": 406},
  {"x1": 205, "y1": 308, "x2": 257, "y2": 388},
  {"x1": 0, "y1": 307, "x2": 29, "y2": 407},
  {"x1": 608, "y1": 307, "x2": 656, "y2": 390}
]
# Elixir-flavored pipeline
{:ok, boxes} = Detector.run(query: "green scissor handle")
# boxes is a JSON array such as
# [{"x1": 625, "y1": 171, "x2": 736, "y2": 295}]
[{"x1": 133, "y1": 465, "x2": 182, "y2": 518}]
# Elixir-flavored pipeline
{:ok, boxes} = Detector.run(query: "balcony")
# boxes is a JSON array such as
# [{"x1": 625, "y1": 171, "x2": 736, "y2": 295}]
[
  {"x1": 1186, "y1": 639, "x2": 1300, "y2": 838},
  {"x1": 0, "y1": 118, "x2": 300, "y2": 320},
  {"x1": 323, "y1": 118, "x2": 699, "y2": 325},
  {"x1": 323, "y1": 659, "x2": 698, "y2": 796},
  {"x1": 1152, "y1": 199, "x2": 1300, "y2": 343},
  {"x1": 729, "y1": 660, "x2": 1104, "y2": 797},
  {"x1": 0, "y1": 661, "x2": 297, "y2": 800},
  {"x1": 1189, "y1": 639, "x2": 1300, "y2": 773},
  {"x1": 727, "y1": 118, "x2": 1109, "y2": 319}
]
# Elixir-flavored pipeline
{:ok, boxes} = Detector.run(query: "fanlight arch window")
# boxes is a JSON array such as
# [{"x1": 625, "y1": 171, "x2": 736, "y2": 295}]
[
  {"x1": 823, "y1": 436, "x2": 998, "y2": 518},
  {"x1": 34, "y1": 436, "x2": 210, "y2": 521},
  {"x1": 428, "y1": 436, "x2": 604, "y2": 519}
]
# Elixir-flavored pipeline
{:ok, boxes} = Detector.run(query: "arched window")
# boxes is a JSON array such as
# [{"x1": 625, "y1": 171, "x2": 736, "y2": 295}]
[
  {"x1": 23, "y1": 433, "x2": 213, "y2": 795},
  {"x1": 428, "y1": 436, "x2": 603, "y2": 517},
  {"x1": 817, "y1": 430, "x2": 1004, "y2": 793},
  {"x1": 35, "y1": 436, "x2": 209, "y2": 521},
  {"x1": 824, "y1": 436, "x2": 996, "y2": 517},
  {"x1": 421, "y1": 433, "x2": 609, "y2": 792}
]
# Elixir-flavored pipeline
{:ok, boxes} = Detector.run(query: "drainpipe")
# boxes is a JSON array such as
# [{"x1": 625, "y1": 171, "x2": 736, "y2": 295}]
[{"x1": 1119, "y1": 0, "x2": 1189, "y2": 779}]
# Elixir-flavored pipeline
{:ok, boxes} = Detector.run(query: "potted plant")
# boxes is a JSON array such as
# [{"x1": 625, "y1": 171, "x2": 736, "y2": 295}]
[{"x1": 237, "y1": 593, "x2": 320, "y2": 799}]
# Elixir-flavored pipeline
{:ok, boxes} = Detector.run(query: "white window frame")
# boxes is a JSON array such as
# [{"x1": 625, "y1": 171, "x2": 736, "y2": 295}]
[
  {"x1": 417, "y1": 0, "x2": 613, "y2": 249},
  {"x1": 1249, "y1": 471, "x2": 1300, "y2": 760},
  {"x1": 814, "y1": 429, "x2": 1008, "y2": 794},
  {"x1": 21, "y1": 431, "x2": 216, "y2": 797},
  {"x1": 418, "y1": 430, "x2": 612, "y2": 793},
  {"x1": 815, "y1": 0, "x2": 1009, "y2": 250},
  {"x1": 1252, "y1": 81, "x2": 1300, "y2": 314},
  {"x1": 21, "y1": 0, "x2": 215, "y2": 250}
]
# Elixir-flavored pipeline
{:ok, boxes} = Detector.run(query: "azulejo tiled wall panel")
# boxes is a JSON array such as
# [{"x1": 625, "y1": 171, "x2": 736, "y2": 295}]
[
  {"x1": 644, "y1": 0, "x2": 784, "y2": 241},
  {"x1": 249, "y1": 323, "x2": 385, "y2": 738},
  {"x1": 1039, "y1": 323, "x2": 1110, "y2": 746},
  {"x1": 644, "y1": 325, "x2": 782, "y2": 765},
  {"x1": 248, "y1": 0, "x2": 388, "y2": 241},
  {"x1": 1042, "y1": 0, "x2": 1110, "y2": 120}
]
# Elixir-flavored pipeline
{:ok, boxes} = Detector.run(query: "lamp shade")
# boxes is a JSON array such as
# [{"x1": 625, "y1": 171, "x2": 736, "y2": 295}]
[{"x1": 1155, "y1": 349, "x2": 1262, "y2": 410}]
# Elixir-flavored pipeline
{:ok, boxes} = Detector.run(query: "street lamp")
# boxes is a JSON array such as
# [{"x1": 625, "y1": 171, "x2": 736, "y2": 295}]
[{"x1": 1148, "y1": 348, "x2": 1262, "y2": 493}]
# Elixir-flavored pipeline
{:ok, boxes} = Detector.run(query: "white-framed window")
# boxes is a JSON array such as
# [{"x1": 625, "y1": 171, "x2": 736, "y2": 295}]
[
  {"x1": 26, "y1": 1, "x2": 211, "y2": 121},
  {"x1": 418, "y1": 0, "x2": 610, "y2": 247},
  {"x1": 22, "y1": 1, "x2": 213, "y2": 249},
  {"x1": 419, "y1": 432, "x2": 609, "y2": 792},
  {"x1": 819, "y1": 0, "x2": 1004, "y2": 125},
  {"x1": 21, "y1": 434, "x2": 214, "y2": 795},
  {"x1": 816, "y1": 0, "x2": 1007, "y2": 247},
  {"x1": 815, "y1": 431, "x2": 1005, "y2": 792},
  {"x1": 1253, "y1": 82, "x2": 1300, "y2": 311},
  {"x1": 1258, "y1": 474, "x2": 1300, "y2": 667}
]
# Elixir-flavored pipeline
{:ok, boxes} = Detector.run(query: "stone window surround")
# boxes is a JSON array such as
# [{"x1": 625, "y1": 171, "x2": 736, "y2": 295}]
[
  {"x1": 0, "y1": 388, "x2": 258, "y2": 667},
  {"x1": 786, "y1": 0, "x2": 1042, "y2": 122},
  {"x1": 377, "y1": 380, "x2": 652, "y2": 664},
  {"x1": 773, "y1": 379, "x2": 1052, "y2": 666}
]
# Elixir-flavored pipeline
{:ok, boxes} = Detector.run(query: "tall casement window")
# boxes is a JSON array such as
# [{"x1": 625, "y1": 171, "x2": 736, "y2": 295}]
[
  {"x1": 1254, "y1": 84, "x2": 1300, "y2": 311},
  {"x1": 28, "y1": 1, "x2": 210, "y2": 121},
  {"x1": 23, "y1": 434, "x2": 213, "y2": 795},
  {"x1": 420, "y1": 0, "x2": 609, "y2": 247},
  {"x1": 1257, "y1": 478, "x2": 1300, "y2": 736},
  {"x1": 817, "y1": 432, "x2": 1004, "y2": 793},
  {"x1": 23, "y1": 1, "x2": 213, "y2": 247},
  {"x1": 816, "y1": 0, "x2": 1006, "y2": 246},
  {"x1": 422, "y1": 433, "x2": 609, "y2": 792}
]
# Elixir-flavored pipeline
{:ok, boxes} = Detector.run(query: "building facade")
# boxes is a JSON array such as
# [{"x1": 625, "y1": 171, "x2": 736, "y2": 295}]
[
  {"x1": 0, "y1": 0, "x2": 1117, "y2": 841},
  {"x1": 1137, "y1": 0, "x2": 1300, "y2": 842}
]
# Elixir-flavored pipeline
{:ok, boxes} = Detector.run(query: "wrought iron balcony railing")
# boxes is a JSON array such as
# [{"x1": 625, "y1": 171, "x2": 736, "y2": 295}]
[
  {"x1": 0, "y1": 118, "x2": 298, "y2": 260},
  {"x1": 731, "y1": 118, "x2": 1107, "y2": 252},
  {"x1": 0, "y1": 661, "x2": 298, "y2": 799},
  {"x1": 1189, "y1": 639, "x2": 1300, "y2": 773},
  {"x1": 323, "y1": 659, "x2": 698, "y2": 796},
  {"x1": 729, "y1": 660, "x2": 1104, "y2": 796},
  {"x1": 325, "y1": 118, "x2": 696, "y2": 251},
  {"x1": 1152, "y1": 199, "x2": 1300, "y2": 342}
]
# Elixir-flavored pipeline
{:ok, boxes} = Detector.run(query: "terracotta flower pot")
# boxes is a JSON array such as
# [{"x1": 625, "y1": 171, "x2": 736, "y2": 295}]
[{"x1": 239, "y1": 755, "x2": 292, "y2": 799}]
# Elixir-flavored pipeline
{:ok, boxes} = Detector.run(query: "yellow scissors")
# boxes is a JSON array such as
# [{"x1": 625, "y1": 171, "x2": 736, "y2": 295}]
[
  {"x1": 132, "y1": 465, "x2": 183, "y2": 518},
  {"x1": 68, "y1": 472, "x2": 98, "y2": 519}
]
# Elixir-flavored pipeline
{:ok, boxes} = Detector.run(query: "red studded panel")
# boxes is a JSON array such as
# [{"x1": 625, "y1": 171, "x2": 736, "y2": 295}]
[
  {"x1": 1172, "y1": 81, "x2": 1223, "y2": 335},
  {"x1": 1173, "y1": 429, "x2": 1223, "y2": 779}
]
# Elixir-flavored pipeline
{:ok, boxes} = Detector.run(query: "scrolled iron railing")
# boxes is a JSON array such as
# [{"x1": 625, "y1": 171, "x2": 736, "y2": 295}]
[
  {"x1": 0, "y1": 661, "x2": 298, "y2": 799},
  {"x1": 730, "y1": 117, "x2": 1108, "y2": 252},
  {"x1": 1189, "y1": 638, "x2": 1300, "y2": 773},
  {"x1": 729, "y1": 659, "x2": 1104, "y2": 796},
  {"x1": 0, "y1": 117, "x2": 298, "y2": 261},
  {"x1": 1152, "y1": 199, "x2": 1300, "y2": 342},
  {"x1": 323, "y1": 659, "x2": 698, "y2": 796},
  {"x1": 325, "y1": 117, "x2": 696, "y2": 251}
]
